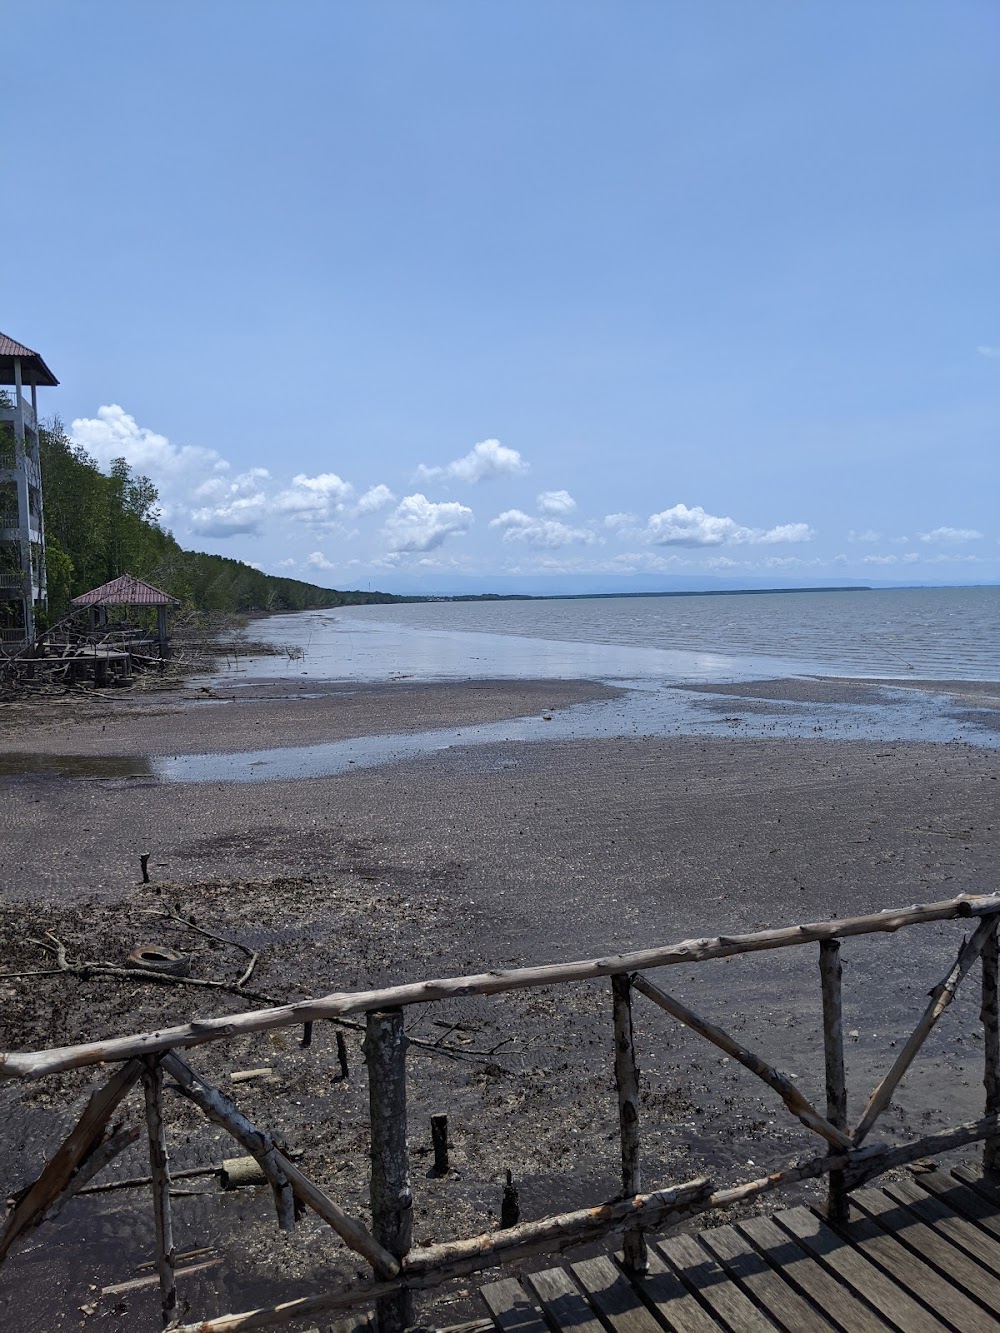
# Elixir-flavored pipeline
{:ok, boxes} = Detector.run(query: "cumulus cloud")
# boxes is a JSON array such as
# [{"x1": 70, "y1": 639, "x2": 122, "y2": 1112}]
[
  {"x1": 273, "y1": 472, "x2": 354, "y2": 526},
  {"x1": 848, "y1": 529, "x2": 881, "y2": 544},
  {"x1": 305, "y1": 551, "x2": 337, "y2": 570},
  {"x1": 919, "y1": 526, "x2": 983, "y2": 543},
  {"x1": 71, "y1": 405, "x2": 227, "y2": 488},
  {"x1": 490, "y1": 508, "x2": 598, "y2": 549},
  {"x1": 977, "y1": 346, "x2": 1000, "y2": 359},
  {"x1": 382, "y1": 493, "x2": 474, "y2": 552},
  {"x1": 862, "y1": 554, "x2": 898, "y2": 566},
  {"x1": 536, "y1": 489, "x2": 576, "y2": 515},
  {"x1": 643, "y1": 503, "x2": 813, "y2": 547},
  {"x1": 354, "y1": 484, "x2": 396, "y2": 515},
  {"x1": 188, "y1": 466, "x2": 276, "y2": 537},
  {"x1": 415, "y1": 439, "x2": 529, "y2": 484}
]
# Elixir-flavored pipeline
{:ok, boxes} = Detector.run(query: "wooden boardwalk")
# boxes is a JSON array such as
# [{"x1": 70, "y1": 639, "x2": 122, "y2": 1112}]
[{"x1": 478, "y1": 1165, "x2": 1000, "y2": 1333}]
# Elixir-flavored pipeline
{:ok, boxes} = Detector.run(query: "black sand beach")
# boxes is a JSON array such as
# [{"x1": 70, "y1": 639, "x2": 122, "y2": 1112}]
[{"x1": 2, "y1": 674, "x2": 999, "y2": 1330}]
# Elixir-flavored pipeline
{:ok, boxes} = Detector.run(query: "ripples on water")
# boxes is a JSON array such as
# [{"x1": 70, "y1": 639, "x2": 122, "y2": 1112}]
[{"x1": 257, "y1": 586, "x2": 1000, "y2": 684}]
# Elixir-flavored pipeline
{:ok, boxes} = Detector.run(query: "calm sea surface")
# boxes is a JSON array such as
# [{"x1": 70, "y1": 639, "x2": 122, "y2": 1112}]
[
  {"x1": 248, "y1": 586, "x2": 1000, "y2": 686},
  {"x1": 144, "y1": 587, "x2": 1000, "y2": 780}
]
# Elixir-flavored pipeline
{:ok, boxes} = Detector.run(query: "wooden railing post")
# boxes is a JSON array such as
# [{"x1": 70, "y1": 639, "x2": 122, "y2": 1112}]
[
  {"x1": 142, "y1": 1055, "x2": 176, "y2": 1327},
  {"x1": 819, "y1": 940, "x2": 849, "y2": 1223},
  {"x1": 983, "y1": 919, "x2": 1000, "y2": 1172},
  {"x1": 364, "y1": 1009, "x2": 413, "y2": 1333},
  {"x1": 612, "y1": 973, "x2": 647, "y2": 1274}
]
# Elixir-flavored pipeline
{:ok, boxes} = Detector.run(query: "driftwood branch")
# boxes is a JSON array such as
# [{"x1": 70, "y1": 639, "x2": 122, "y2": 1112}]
[
  {"x1": 853, "y1": 912, "x2": 999, "y2": 1144},
  {"x1": 47, "y1": 1123, "x2": 142, "y2": 1221},
  {"x1": 633, "y1": 973, "x2": 852, "y2": 1149},
  {"x1": 146, "y1": 907, "x2": 259, "y2": 990},
  {"x1": 0, "y1": 1059, "x2": 144, "y2": 1262},
  {"x1": 31, "y1": 930, "x2": 276, "y2": 1005},
  {"x1": 161, "y1": 1052, "x2": 295, "y2": 1232},
  {"x1": 6, "y1": 891, "x2": 999, "y2": 1082}
]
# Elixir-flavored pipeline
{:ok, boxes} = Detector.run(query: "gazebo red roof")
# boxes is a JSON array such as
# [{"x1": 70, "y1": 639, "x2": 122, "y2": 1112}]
[
  {"x1": 0, "y1": 332, "x2": 58, "y2": 388},
  {"x1": 71, "y1": 574, "x2": 180, "y2": 607}
]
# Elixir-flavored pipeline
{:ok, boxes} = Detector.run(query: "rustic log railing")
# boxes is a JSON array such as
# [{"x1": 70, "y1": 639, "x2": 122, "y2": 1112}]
[{"x1": 3, "y1": 891, "x2": 1000, "y2": 1332}]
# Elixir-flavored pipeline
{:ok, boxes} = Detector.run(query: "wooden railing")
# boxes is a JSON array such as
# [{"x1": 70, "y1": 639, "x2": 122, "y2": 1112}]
[{"x1": 2, "y1": 891, "x2": 1000, "y2": 1332}]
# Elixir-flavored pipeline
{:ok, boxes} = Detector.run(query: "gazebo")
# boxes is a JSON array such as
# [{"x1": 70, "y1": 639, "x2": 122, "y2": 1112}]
[{"x1": 71, "y1": 573, "x2": 180, "y2": 652}]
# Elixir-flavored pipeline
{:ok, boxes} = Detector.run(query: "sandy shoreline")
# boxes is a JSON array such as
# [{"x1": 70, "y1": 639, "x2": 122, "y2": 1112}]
[{"x1": 1, "y1": 671, "x2": 999, "y2": 1329}]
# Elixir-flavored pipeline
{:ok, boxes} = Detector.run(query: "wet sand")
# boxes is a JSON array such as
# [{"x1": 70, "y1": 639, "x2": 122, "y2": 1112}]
[{"x1": 1, "y1": 675, "x2": 1000, "y2": 1329}]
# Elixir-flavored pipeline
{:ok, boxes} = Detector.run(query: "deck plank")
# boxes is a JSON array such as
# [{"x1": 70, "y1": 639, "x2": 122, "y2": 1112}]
[
  {"x1": 819, "y1": 1203, "x2": 990, "y2": 1333},
  {"x1": 624, "y1": 1245, "x2": 722, "y2": 1333},
  {"x1": 912, "y1": 1169, "x2": 1000, "y2": 1242},
  {"x1": 774, "y1": 1205, "x2": 937, "y2": 1333},
  {"x1": 569, "y1": 1255, "x2": 665, "y2": 1333},
  {"x1": 477, "y1": 1163, "x2": 1000, "y2": 1333},
  {"x1": 883, "y1": 1176, "x2": 1000, "y2": 1270},
  {"x1": 481, "y1": 1277, "x2": 551, "y2": 1333},
  {"x1": 525, "y1": 1266, "x2": 606, "y2": 1333},
  {"x1": 851, "y1": 1186, "x2": 1000, "y2": 1318},
  {"x1": 699, "y1": 1222, "x2": 837, "y2": 1332},
  {"x1": 656, "y1": 1234, "x2": 778, "y2": 1332},
  {"x1": 738, "y1": 1214, "x2": 892, "y2": 1333},
  {"x1": 950, "y1": 1163, "x2": 1000, "y2": 1201}
]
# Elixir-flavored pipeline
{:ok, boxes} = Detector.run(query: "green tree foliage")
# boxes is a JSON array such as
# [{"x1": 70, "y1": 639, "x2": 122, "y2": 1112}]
[{"x1": 38, "y1": 419, "x2": 409, "y2": 619}]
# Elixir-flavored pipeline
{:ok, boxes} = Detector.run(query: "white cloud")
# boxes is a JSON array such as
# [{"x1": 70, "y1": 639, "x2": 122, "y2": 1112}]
[
  {"x1": 273, "y1": 472, "x2": 354, "y2": 526},
  {"x1": 305, "y1": 551, "x2": 337, "y2": 570},
  {"x1": 276, "y1": 558, "x2": 297, "y2": 569},
  {"x1": 919, "y1": 526, "x2": 983, "y2": 543},
  {"x1": 70, "y1": 405, "x2": 227, "y2": 489},
  {"x1": 536, "y1": 489, "x2": 576, "y2": 515},
  {"x1": 190, "y1": 490, "x2": 270, "y2": 538},
  {"x1": 848, "y1": 529, "x2": 881, "y2": 544},
  {"x1": 604, "y1": 511, "x2": 637, "y2": 529},
  {"x1": 382, "y1": 493, "x2": 474, "y2": 552},
  {"x1": 977, "y1": 346, "x2": 1000, "y2": 358},
  {"x1": 862, "y1": 554, "x2": 898, "y2": 566},
  {"x1": 644, "y1": 503, "x2": 813, "y2": 547},
  {"x1": 354, "y1": 484, "x2": 396, "y2": 515},
  {"x1": 490, "y1": 508, "x2": 598, "y2": 548},
  {"x1": 902, "y1": 551, "x2": 919, "y2": 563},
  {"x1": 188, "y1": 467, "x2": 274, "y2": 538},
  {"x1": 415, "y1": 438, "x2": 529, "y2": 484}
]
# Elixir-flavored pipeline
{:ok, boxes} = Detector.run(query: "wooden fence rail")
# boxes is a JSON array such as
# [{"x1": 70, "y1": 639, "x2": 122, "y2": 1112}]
[{"x1": 2, "y1": 890, "x2": 999, "y2": 1333}]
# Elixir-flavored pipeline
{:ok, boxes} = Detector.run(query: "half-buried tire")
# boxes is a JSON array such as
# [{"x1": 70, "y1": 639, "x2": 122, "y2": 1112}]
[{"x1": 125, "y1": 945, "x2": 192, "y2": 977}]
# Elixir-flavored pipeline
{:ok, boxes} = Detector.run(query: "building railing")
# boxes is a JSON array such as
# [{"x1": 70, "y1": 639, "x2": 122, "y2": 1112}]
[
  {"x1": 0, "y1": 399, "x2": 35, "y2": 430},
  {"x1": 2, "y1": 892, "x2": 999, "y2": 1332}
]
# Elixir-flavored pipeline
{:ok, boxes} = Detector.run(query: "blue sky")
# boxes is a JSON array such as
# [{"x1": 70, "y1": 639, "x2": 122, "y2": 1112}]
[{"x1": 5, "y1": 2, "x2": 998, "y2": 594}]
